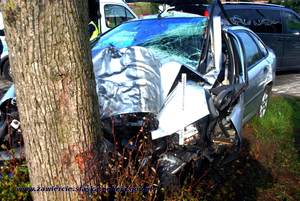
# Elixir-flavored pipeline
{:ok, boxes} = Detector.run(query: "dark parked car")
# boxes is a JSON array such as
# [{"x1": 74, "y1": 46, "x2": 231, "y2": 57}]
[
  {"x1": 167, "y1": 0, "x2": 300, "y2": 71},
  {"x1": 0, "y1": 0, "x2": 276, "y2": 186}
]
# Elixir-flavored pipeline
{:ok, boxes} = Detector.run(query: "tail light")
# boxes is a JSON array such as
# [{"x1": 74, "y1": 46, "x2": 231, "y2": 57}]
[{"x1": 204, "y1": 10, "x2": 209, "y2": 17}]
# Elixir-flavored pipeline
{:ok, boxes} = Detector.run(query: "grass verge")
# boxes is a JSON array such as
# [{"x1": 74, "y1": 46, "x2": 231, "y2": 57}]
[{"x1": 248, "y1": 95, "x2": 300, "y2": 200}]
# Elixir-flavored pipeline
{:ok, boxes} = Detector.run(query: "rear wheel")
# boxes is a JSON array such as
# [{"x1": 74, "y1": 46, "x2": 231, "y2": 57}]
[
  {"x1": 256, "y1": 85, "x2": 271, "y2": 118},
  {"x1": 3, "y1": 61, "x2": 13, "y2": 82}
]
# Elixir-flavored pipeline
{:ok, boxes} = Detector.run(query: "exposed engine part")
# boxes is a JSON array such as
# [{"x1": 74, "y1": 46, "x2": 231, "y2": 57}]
[
  {"x1": 0, "y1": 98, "x2": 21, "y2": 148},
  {"x1": 141, "y1": 156, "x2": 152, "y2": 167},
  {"x1": 10, "y1": 119, "x2": 20, "y2": 130},
  {"x1": 102, "y1": 113, "x2": 158, "y2": 148},
  {"x1": 11, "y1": 97, "x2": 17, "y2": 105},
  {"x1": 3, "y1": 119, "x2": 23, "y2": 149},
  {"x1": 208, "y1": 115, "x2": 238, "y2": 162},
  {"x1": 157, "y1": 153, "x2": 189, "y2": 175},
  {"x1": 202, "y1": 149, "x2": 214, "y2": 163}
]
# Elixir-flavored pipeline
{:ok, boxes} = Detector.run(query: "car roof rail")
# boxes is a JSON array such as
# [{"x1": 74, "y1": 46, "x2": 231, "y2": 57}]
[{"x1": 222, "y1": 1, "x2": 285, "y2": 8}]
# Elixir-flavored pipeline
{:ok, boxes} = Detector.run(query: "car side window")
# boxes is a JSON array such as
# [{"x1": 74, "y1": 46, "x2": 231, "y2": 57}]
[
  {"x1": 285, "y1": 12, "x2": 300, "y2": 35},
  {"x1": 104, "y1": 5, "x2": 135, "y2": 28},
  {"x1": 252, "y1": 9, "x2": 282, "y2": 34},
  {"x1": 237, "y1": 32, "x2": 262, "y2": 68},
  {"x1": 250, "y1": 33, "x2": 268, "y2": 57},
  {"x1": 219, "y1": 9, "x2": 251, "y2": 28}
]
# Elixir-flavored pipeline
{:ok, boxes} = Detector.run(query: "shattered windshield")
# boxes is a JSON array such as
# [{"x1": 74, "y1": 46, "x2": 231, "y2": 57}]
[{"x1": 94, "y1": 17, "x2": 208, "y2": 69}]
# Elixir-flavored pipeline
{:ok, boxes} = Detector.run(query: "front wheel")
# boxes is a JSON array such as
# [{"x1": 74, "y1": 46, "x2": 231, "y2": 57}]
[
  {"x1": 3, "y1": 60, "x2": 13, "y2": 82},
  {"x1": 256, "y1": 85, "x2": 271, "y2": 118}
]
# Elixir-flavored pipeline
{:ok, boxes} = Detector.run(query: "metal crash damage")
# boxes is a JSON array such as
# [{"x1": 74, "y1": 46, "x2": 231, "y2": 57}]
[
  {"x1": 93, "y1": 20, "x2": 245, "y2": 183},
  {"x1": 0, "y1": 3, "x2": 276, "y2": 194}
]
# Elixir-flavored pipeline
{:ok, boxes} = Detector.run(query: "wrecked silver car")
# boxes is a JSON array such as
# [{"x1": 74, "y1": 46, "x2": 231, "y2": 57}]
[
  {"x1": 0, "y1": 0, "x2": 275, "y2": 185},
  {"x1": 90, "y1": 0, "x2": 275, "y2": 185}
]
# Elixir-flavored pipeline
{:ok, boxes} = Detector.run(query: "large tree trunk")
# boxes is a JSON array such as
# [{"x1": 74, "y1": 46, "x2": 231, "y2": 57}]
[{"x1": 0, "y1": 1, "x2": 103, "y2": 200}]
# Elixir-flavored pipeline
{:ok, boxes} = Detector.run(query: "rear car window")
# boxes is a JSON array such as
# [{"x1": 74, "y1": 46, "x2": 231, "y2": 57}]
[
  {"x1": 250, "y1": 33, "x2": 268, "y2": 57},
  {"x1": 252, "y1": 9, "x2": 282, "y2": 34},
  {"x1": 285, "y1": 12, "x2": 300, "y2": 35},
  {"x1": 219, "y1": 8, "x2": 282, "y2": 34},
  {"x1": 219, "y1": 9, "x2": 251, "y2": 28},
  {"x1": 237, "y1": 32, "x2": 262, "y2": 68}
]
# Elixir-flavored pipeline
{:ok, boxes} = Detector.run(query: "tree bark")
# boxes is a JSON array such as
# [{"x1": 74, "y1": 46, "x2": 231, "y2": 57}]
[{"x1": 0, "y1": 1, "x2": 103, "y2": 200}]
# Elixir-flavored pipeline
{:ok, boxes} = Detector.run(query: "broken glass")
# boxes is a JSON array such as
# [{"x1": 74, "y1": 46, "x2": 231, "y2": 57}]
[{"x1": 93, "y1": 16, "x2": 208, "y2": 70}]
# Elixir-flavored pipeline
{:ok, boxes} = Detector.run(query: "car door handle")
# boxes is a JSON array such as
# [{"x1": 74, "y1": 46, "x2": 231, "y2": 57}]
[
  {"x1": 285, "y1": 37, "x2": 291, "y2": 42},
  {"x1": 277, "y1": 37, "x2": 284, "y2": 41}
]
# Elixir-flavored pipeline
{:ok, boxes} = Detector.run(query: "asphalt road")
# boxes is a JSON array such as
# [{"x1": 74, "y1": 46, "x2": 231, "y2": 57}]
[
  {"x1": 272, "y1": 70, "x2": 300, "y2": 97},
  {"x1": 0, "y1": 70, "x2": 299, "y2": 100}
]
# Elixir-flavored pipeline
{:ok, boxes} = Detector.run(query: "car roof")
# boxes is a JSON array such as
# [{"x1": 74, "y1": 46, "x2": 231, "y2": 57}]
[
  {"x1": 221, "y1": 4, "x2": 285, "y2": 10},
  {"x1": 206, "y1": 2, "x2": 299, "y2": 17}
]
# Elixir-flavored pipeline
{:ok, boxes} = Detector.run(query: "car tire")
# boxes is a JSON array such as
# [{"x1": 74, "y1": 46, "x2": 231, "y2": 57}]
[
  {"x1": 256, "y1": 85, "x2": 271, "y2": 118},
  {"x1": 3, "y1": 60, "x2": 13, "y2": 82}
]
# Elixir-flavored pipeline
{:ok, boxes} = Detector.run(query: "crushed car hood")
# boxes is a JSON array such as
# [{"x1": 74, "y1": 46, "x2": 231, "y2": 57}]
[
  {"x1": 93, "y1": 46, "x2": 163, "y2": 119},
  {"x1": 93, "y1": 46, "x2": 211, "y2": 121}
]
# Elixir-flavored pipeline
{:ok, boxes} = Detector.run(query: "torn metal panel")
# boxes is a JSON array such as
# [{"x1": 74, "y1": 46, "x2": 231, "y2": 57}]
[
  {"x1": 151, "y1": 81, "x2": 209, "y2": 140},
  {"x1": 93, "y1": 46, "x2": 162, "y2": 119},
  {"x1": 229, "y1": 99, "x2": 243, "y2": 142},
  {"x1": 213, "y1": 16, "x2": 222, "y2": 74},
  {"x1": 203, "y1": 16, "x2": 222, "y2": 85},
  {"x1": 159, "y1": 60, "x2": 182, "y2": 101},
  {"x1": 157, "y1": 154, "x2": 186, "y2": 175}
]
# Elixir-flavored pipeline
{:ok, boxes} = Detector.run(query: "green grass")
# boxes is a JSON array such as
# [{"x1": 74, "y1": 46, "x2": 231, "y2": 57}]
[
  {"x1": 249, "y1": 95, "x2": 300, "y2": 199},
  {"x1": 250, "y1": 95, "x2": 300, "y2": 170},
  {"x1": 251, "y1": 96, "x2": 300, "y2": 147}
]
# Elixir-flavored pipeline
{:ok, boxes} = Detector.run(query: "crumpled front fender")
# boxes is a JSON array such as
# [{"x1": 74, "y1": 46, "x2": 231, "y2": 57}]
[{"x1": 151, "y1": 81, "x2": 210, "y2": 140}]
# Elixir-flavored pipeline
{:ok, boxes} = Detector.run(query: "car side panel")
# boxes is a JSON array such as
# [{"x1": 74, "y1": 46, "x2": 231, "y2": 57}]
[
  {"x1": 243, "y1": 63, "x2": 264, "y2": 122},
  {"x1": 281, "y1": 11, "x2": 300, "y2": 70},
  {"x1": 233, "y1": 31, "x2": 267, "y2": 122}
]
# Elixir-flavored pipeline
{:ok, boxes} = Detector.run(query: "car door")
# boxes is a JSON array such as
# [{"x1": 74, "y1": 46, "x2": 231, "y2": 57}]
[
  {"x1": 234, "y1": 31, "x2": 269, "y2": 123},
  {"x1": 281, "y1": 11, "x2": 300, "y2": 69},
  {"x1": 251, "y1": 8, "x2": 284, "y2": 69}
]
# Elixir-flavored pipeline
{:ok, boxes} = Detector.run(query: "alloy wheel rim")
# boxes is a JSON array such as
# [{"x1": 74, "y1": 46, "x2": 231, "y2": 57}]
[{"x1": 259, "y1": 91, "x2": 269, "y2": 118}]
